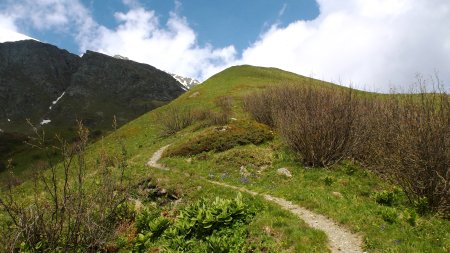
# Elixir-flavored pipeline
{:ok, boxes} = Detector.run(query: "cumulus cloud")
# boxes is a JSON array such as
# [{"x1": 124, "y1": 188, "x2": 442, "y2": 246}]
[
  {"x1": 0, "y1": 0, "x2": 99, "y2": 49},
  {"x1": 79, "y1": 7, "x2": 237, "y2": 79},
  {"x1": 0, "y1": 0, "x2": 95, "y2": 33},
  {"x1": 240, "y1": 0, "x2": 450, "y2": 91}
]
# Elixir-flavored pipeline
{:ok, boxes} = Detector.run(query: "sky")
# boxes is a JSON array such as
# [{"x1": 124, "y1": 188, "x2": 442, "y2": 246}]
[{"x1": 0, "y1": 0, "x2": 449, "y2": 92}]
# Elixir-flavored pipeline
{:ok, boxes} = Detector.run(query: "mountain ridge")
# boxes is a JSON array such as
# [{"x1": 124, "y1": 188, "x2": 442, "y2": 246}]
[{"x1": 0, "y1": 40, "x2": 186, "y2": 172}]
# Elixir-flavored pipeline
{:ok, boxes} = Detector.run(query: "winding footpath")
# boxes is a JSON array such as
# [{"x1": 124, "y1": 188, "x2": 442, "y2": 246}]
[{"x1": 147, "y1": 145, "x2": 364, "y2": 253}]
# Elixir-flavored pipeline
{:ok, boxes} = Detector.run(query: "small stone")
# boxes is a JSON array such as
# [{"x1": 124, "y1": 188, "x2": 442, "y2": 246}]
[
  {"x1": 240, "y1": 166, "x2": 251, "y2": 177},
  {"x1": 277, "y1": 167, "x2": 292, "y2": 178},
  {"x1": 332, "y1": 191, "x2": 343, "y2": 199}
]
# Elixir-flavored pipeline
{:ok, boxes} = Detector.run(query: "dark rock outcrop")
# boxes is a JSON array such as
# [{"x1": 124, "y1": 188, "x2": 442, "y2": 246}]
[
  {"x1": 0, "y1": 40, "x2": 185, "y2": 168},
  {"x1": 0, "y1": 40, "x2": 185, "y2": 133}
]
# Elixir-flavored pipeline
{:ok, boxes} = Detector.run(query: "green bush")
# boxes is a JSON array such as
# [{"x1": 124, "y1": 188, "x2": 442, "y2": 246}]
[
  {"x1": 403, "y1": 209, "x2": 418, "y2": 226},
  {"x1": 213, "y1": 146, "x2": 273, "y2": 169},
  {"x1": 374, "y1": 190, "x2": 398, "y2": 206},
  {"x1": 133, "y1": 194, "x2": 256, "y2": 252},
  {"x1": 380, "y1": 208, "x2": 398, "y2": 224},
  {"x1": 324, "y1": 176, "x2": 334, "y2": 186},
  {"x1": 164, "y1": 120, "x2": 274, "y2": 157}
]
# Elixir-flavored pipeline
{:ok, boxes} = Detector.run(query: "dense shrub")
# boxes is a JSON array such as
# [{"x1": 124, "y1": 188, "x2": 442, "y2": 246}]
[{"x1": 164, "y1": 120, "x2": 274, "y2": 157}]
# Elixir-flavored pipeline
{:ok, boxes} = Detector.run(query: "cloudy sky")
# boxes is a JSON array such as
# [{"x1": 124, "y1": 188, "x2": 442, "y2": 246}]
[{"x1": 0, "y1": 0, "x2": 449, "y2": 91}]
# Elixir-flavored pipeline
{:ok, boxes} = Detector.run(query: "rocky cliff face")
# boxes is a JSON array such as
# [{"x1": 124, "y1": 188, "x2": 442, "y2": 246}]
[
  {"x1": 0, "y1": 40, "x2": 80, "y2": 131},
  {"x1": 0, "y1": 40, "x2": 185, "y2": 169},
  {"x1": 0, "y1": 40, "x2": 185, "y2": 134}
]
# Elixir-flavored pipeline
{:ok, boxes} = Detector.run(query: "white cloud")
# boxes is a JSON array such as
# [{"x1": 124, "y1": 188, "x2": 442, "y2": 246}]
[
  {"x1": 240, "y1": 0, "x2": 450, "y2": 91},
  {"x1": 78, "y1": 7, "x2": 237, "y2": 80},
  {"x1": 0, "y1": 0, "x2": 98, "y2": 52},
  {"x1": 0, "y1": 14, "x2": 36, "y2": 42},
  {"x1": 0, "y1": 27, "x2": 36, "y2": 42}
]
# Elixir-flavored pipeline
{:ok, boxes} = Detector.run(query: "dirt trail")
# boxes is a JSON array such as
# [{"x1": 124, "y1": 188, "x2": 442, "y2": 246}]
[
  {"x1": 146, "y1": 145, "x2": 170, "y2": 170},
  {"x1": 147, "y1": 146, "x2": 364, "y2": 253}
]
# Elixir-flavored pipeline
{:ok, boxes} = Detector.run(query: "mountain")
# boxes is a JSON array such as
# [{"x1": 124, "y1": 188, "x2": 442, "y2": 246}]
[
  {"x1": 0, "y1": 40, "x2": 186, "y2": 171},
  {"x1": 170, "y1": 73, "x2": 200, "y2": 90},
  {"x1": 0, "y1": 40, "x2": 185, "y2": 132}
]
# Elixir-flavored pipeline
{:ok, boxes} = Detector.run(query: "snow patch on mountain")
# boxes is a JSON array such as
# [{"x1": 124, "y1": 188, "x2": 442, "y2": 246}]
[
  {"x1": 49, "y1": 91, "x2": 66, "y2": 109},
  {"x1": 113, "y1": 55, "x2": 129, "y2": 60},
  {"x1": 170, "y1": 74, "x2": 200, "y2": 90},
  {"x1": 40, "y1": 119, "x2": 51, "y2": 125}
]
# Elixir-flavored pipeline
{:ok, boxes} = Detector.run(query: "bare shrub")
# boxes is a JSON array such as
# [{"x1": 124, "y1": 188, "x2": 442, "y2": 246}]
[
  {"x1": 0, "y1": 122, "x2": 130, "y2": 251},
  {"x1": 248, "y1": 85, "x2": 363, "y2": 167},
  {"x1": 208, "y1": 96, "x2": 233, "y2": 125},
  {"x1": 243, "y1": 90, "x2": 276, "y2": 127},
  {"x1": 157, "y1": 105, "x2": 194, "y2": 136},
  {"x1": 244, "y1": 80, "x2": 449, "y2": 213},
  {"x1": 371, "y1": 88, "x2": 449, "y2": 214}
]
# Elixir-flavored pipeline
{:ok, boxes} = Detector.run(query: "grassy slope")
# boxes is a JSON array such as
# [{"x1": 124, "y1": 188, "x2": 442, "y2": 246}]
[{"x1": 3, "y1": 65, "x2": 449, "y2": 252}]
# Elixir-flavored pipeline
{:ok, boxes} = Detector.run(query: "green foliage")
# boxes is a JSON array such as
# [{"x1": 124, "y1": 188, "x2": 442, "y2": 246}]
[
  {"x1": 135, "y1": 208, "x2": 162, "y2": 232},
  {"x1": 133, "y1": 194, "x2": 256, "y2": 252},
  {"x1": 164, "y1": 120, "x2": 274, "y2": 157},
  {"x1": 324, "y1": 176, "x2": 334, "y2": 186},
  {"x1": 414, "y1": 197, "x2": 431, "y2": 216},
  {"x1": 380, "y1": 208, "x2": 399, "y2": 224},
  {"x1": 374, "y1": 190, "x2": 398, "y2": 206},
  {"x1": 403, "y1": 209, "x2": 418, "y2": 226},
  {"x1": 212, "y1": 145, "x2": 273, "y2": 170},
  {"x1": 114, "y1": 201, "x2": 136, "y2": 222}
]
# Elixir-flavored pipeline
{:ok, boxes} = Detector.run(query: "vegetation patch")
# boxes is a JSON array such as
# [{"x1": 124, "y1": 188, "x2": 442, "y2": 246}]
[
  {"x1": 212, "y1": 145, "x2": 273, "y2": 169},
  {"x1": 132, "y1": 194, "x2": 256, "y2": 252},
  {"x1": 164, "y1": 120, "x2": 274, "y2": 157}
]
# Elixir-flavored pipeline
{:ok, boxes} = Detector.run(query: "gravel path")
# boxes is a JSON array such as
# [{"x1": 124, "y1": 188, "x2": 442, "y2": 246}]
[
  {"x1": 145, "y1": 145, "x2": 170, "y2": 170},
  {"x1": 147, "y1": 145, "x2": 364, "y2": 253}
]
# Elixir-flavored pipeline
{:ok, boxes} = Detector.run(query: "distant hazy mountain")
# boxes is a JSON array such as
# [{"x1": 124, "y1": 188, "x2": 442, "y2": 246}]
[
  {"x1": 0, "y1": 40, "x2": 186, "y2": 168},
  {"x1": 170, "y1": 73, "x2": 200, "y2": 90}
]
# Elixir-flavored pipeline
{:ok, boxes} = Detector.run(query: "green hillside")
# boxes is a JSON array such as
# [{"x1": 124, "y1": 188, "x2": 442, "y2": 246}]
[{"x1": 1, "y1": 65, "x2": 448, "y2": 252}]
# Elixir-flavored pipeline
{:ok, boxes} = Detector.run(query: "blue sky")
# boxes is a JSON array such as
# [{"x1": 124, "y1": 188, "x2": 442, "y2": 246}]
[
  {"x1": 82, "y1": 0, "x2": 319, "y2": 55},
  {"x1": 22, "y1": 0, "x2": 319, "y2": 57},
  {"x1": 1, "y1": 0, "x2": 449, "y2": 91}
]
